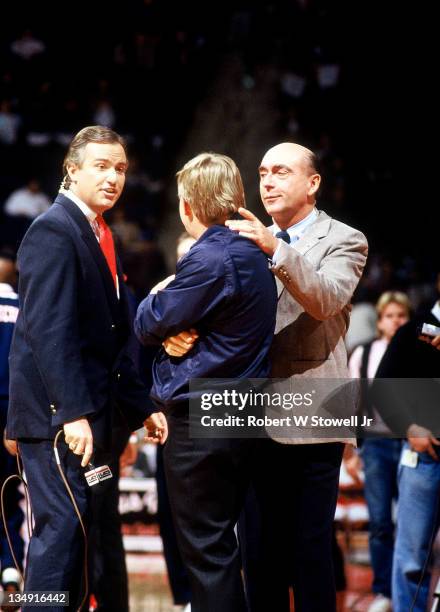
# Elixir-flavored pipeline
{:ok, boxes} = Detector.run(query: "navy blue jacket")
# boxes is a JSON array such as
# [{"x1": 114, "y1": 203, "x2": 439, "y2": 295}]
[
  {"x1": 7, "y1": 194, "x2": 152, "y2": 447},
  {"x1": 135, "y1": 225, "x2": 277, "y2": 409}
]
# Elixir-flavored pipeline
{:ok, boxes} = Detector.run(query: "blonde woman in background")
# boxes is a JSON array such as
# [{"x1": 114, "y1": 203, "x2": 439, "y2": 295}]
[{"x1": 348, "y1": 291, "x2": 411, "y2": 612}]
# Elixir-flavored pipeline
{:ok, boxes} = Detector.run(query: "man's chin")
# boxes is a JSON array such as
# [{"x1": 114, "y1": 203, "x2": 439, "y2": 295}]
[
  {"x1": 263, "y1": 201, "x2": 282, "y2": 216},
  {"x1": 89, "y1": 200, "x2": 117, "y2": 215},
  {"x1": 100, "y1": 196, "x2": 119, "y2": 209}
]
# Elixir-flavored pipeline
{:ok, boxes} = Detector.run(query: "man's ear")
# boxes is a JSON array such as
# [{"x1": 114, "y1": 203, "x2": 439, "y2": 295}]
[
  {"x1": 66, "y1": 162, "x2": 78, "y2": 184},
  {"x1": 183, "y1": 200, "x2": 193, "y2": 221},
  {"x1": 308, "y1": 173, "x2": 321, "y2": 197}
]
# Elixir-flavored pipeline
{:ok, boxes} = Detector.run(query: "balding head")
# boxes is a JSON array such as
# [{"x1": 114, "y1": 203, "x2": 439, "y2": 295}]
[
  {"x1": 258, "y1": 142, "x2": 321, "y2": 229},
  {"x1": 262, "y1": 143, "x2": 318, "y2": 175}
]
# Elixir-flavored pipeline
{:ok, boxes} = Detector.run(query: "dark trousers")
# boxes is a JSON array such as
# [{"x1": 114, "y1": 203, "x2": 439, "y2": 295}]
[
  {"x1": 239, "y1": 440, "x2": 344, "y2": 612},
  {"x1": 86, "y1": 419, "x2": 131, "y2": 612},
  {"x1": 19, "y1": 439, "x2": 90, "y2": 612},
  {"x1": 156, "y1": 444, "x2": 191, "y2": 606},
  {"x1": 87, "y1": 455, "x2": 128, "y2": 612},
  {"x1": 163, "y1": 408, "x2": 253, "y2": 612}
]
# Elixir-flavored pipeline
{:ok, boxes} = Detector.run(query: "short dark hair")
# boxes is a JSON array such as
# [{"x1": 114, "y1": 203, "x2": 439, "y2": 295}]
[{"x1": 61, "y1": 126, "x2": 127, "y2": 189}]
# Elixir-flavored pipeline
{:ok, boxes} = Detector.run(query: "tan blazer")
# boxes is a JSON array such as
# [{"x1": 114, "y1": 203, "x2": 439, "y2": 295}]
[{"x1": 268, "y1": 209, "x2": 368, "y2": 444}]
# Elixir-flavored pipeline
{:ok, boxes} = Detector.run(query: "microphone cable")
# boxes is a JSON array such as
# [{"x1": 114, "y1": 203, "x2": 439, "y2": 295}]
[
  {"x1": 1, "y1": 433, "x2": 90, "y2": 612},
  {"x1": 53, "y1": 429, "x2": 89, "y2": 612},
  {"x1": 0, "y1": 451, "x2": 30, "y2": 586}
]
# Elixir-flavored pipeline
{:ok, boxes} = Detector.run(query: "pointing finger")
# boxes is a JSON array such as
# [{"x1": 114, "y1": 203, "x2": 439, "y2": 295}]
[{"x1": 237, "y1": 207, "x2": 257, "y2": 221}]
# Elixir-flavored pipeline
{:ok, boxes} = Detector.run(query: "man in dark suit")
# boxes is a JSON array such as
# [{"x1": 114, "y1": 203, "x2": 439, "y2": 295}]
[
  {"x1": 6, "y1": 126, "x2": 167, "y2": 611},
  {"x1": 134, "y1": 152, "x2": 278, "y2": 612}
]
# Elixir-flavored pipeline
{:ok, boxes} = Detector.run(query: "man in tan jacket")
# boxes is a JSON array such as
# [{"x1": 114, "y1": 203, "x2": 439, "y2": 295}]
[{"x1": 226, "y1": 142, "x2": 368, "y2": 612}]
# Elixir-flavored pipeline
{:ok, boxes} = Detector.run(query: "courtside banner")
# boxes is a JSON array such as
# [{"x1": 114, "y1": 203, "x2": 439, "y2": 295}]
[{"x1": 188, "y1": 378, "x2": 440, "y2": 439}]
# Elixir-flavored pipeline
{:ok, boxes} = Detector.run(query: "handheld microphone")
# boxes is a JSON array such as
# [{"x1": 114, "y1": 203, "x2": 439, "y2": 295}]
[{"x1": 84, "y1": 459, "x2": 113, "y2": 488}]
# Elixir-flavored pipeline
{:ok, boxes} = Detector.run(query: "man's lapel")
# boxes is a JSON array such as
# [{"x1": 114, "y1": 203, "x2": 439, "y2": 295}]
[
  {"x1": 270, "y1": 210, "x2": 331, "y2": 300},
  {"x1": 55, "y1": 194, "x2": 119, "y2": 316},
  {"x1": 292, "y1": 210, "x2": 331, "y2": 255}
]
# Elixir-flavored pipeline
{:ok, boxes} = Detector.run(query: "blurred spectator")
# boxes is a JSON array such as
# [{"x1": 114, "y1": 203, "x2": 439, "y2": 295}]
[
  {"x1": 280, "y1": 71, "x2": 307, "y2": 100},
  {"x1": 10, "y1": 29, "x2": 45, "y2": 61},
  {"x1": 348, "y1": 291, "x2": 411, "y2": 612},
  {"x1": 0, "y1": 250, "x2": 24, "y2": 596},
  {"x1": 316, "y1": 63, "x2": 341, "y2": 90},
  {"x1": 0, "y1": 100, "x2": 21, "y2": 146},
  {"x1": 346, "y1": 301, "x2": 378, "y2": 355},
  {"x1": 23, "y1": 81, "x2": 54, "y2": 145},
  {"x1": 122, "y1": 156, "x2": 165, "y2": 235},
  {"x1": 92, "y1": 99, "x2": 116, "y2": 129},
  {"x1": 53, "y1": 97, "x2": 85, "y2": 147},
  {"x1": 110, "y1": 208, "x2": 146, "y2": 253},
  {"x1": 3, "y1": 179, "x2": 51, "y2": 220}
]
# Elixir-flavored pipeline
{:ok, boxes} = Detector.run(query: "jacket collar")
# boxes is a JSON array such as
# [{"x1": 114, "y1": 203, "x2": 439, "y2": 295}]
[
  {"x1": 54, "y1": 193, "x2": 120, "y2": 316},
  {"x1": 289, "y1": 209, "x2": 331, "y2": 255}
]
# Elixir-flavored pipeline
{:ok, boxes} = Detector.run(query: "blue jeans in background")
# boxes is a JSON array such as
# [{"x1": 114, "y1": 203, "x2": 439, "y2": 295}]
[
  {"x1": 392, "y1": 442, "x2": 440, "y2": 612},
  {"x1": 361, "y1": 438, "x2": 402, "y2": 598}
]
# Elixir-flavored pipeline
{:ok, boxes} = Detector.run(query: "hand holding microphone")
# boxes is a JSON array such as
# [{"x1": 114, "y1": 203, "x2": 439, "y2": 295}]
[
  {"x1": 64, "y1": 417, "x2": 94, "y2": 467},
  {"x1": 418, "y1": 323, "x2": 440, "y2": 349}
]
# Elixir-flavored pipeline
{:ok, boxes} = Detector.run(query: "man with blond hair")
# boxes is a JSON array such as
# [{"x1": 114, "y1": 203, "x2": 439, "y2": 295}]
[{"x1": 135, "y1": 152, "x2": 278, "y2": 612}]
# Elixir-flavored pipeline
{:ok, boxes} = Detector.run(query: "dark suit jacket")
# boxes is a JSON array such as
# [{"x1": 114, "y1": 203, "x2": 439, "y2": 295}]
[
  {"x1": 134, "y1": 224, "x2": 278, "y2": 410},
  {"x1": 372, "y1": 308, "x2": 440, "y2": 435},
  {"x1": 7, "y1": 193, "x2": 151, "y2": 448}
]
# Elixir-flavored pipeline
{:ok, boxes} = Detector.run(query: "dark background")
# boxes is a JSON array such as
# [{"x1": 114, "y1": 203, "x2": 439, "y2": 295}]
[{"x1": 0, "y1": 1, "x2": 436, "y2": 302}]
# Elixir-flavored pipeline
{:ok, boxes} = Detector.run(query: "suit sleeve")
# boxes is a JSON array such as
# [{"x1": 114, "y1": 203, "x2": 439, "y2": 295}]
[
  {"x1": 18, "y1": 217, "x2": 97, "y2": 427},
  {"x1": 272, "y1": 227, "x2": 368, "y2": 320},
  {"x1": 115, "y1": 294, "x2": 157, "y2": 427},
  {"x1": 115, "y1": 350, "x2": 157, "y2": 427},
  {"x1": 134, "y1": 250, "x2": 228, "y2": 345},
  {"x1": 370, "y1": 325, "x2": 420, "y2": 434}
]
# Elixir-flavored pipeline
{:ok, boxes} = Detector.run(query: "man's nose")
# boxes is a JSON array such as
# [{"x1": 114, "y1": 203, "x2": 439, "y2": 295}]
[
  {"x1": 106, "y1": 168, "x2": 117, "y2": 183},
  {"x1": 262, "y1": 173, "x2": 274, "y2": 189}
]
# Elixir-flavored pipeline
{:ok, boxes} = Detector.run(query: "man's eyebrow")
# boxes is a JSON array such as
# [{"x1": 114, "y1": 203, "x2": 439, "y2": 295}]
[
  {"x1": 259, "y1": 164, "x2": 292, "y2": 172},
  {"x1": 93, "y1": 158, "x2": 128, "y2": 166}
]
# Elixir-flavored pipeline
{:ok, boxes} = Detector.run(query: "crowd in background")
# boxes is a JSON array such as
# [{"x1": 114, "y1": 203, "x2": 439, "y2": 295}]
[
  {"x1": 1, "y1": 1, "x2": 437, "y2": 303},
  {"x1": 0, "y1": 4, "x2": 438, "y2": 610}
]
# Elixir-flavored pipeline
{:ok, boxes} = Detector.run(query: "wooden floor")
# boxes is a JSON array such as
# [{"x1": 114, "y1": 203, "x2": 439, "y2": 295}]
[
  {"x1": 127, "y1": 531, "x2": 377, "y2": 612},
  {"x1": 128, "y1": 563, "x2": 377, "y2": 612},
  {"x1": 126, "y1": 529, "x2": 440, "y2": 612},
  {"x1": 127, "y1": 561, "x2": 380, "y2": 611}
]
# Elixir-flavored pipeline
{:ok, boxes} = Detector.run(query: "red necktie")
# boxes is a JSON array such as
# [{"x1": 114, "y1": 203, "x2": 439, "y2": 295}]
[{"x1": 95, "y1": 215, "x2": 117, "y2": 288}]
